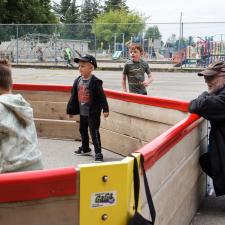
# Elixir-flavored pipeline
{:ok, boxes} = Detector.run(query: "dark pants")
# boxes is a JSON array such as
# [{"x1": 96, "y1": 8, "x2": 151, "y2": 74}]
[
  {"x1": 199, "y1": 152, "x2": 213, "y2": 178},
  {"x1": 79, "y1": 115, "x2": 101, "y2": 154},
  {"x1": 200, "y1": 152, "x2": 225, "y2": 196}
]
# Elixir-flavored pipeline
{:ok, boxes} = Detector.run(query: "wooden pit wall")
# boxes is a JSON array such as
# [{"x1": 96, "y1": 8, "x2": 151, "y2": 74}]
[
  {"x1": 0, "y1": 168, "x2": 80, "y2": 225},
  {"x1": 5, "y1": 87, "x2": 205, "y2": 225},
  {"x1": 0, "y1": 196, "x2": 79, "y2": 225},
  {"x1": 140, "y1": 118, "x2": 207, "y2": 225},
  {"x1": 15, "y1": 90, "x2": 188, "y2": 156}
]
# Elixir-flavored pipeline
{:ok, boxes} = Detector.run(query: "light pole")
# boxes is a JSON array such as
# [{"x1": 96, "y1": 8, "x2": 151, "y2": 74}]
[
  {"x1": 178, "y1": 12, "x2": 183, "y2": 68},
  {"x1": 16, "y1": 25, "x2": 19, "y2": 64},
  {"x1": 114, "y1": 33, "x2": 117, "y2": 53},
  {"x1": 122, "y1": 33, "x2": 125, "y2": 58}
]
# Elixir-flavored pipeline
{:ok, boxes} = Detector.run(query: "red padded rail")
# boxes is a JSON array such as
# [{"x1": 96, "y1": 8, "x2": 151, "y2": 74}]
[
  {"x1": 105, "y1": 88, "x2": 189, "y2": 112},
  {"x1": 13, "y1": 84, "x2": 189, "y2": 112},
  {"x1": 136, "y1": 114, "x2": 201, "y2": 169},
  {"x1": 0, "y1": 167, "x2": 77, "y2": 203},
  {"x1": 13, "y1": 83, "x2": 71, "y2": 92}
]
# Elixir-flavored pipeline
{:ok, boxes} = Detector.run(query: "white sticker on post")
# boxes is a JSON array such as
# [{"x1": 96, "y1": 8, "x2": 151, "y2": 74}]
[{"x1": 91, "y1": 191, "x2": 117, "y2": 208}]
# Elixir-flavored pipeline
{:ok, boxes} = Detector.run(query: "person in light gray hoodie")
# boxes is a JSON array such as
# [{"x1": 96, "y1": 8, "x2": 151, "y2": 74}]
[{"x1": 0, "y1": 59, "x2": 43, "y2": 173}]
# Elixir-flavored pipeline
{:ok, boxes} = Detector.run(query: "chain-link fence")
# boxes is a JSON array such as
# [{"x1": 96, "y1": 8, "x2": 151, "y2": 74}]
[{"x1": 0, "y1": 22, "x2": 224, "y2": 67}]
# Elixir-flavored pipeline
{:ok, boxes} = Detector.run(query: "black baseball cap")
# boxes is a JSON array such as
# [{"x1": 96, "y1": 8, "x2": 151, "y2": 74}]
[
  {"x1": 198, "y1": 61, "x2": 225, "y2": 76},
  {"x1": 74, "y1": 54, "x2": 97, "y2": 69}
]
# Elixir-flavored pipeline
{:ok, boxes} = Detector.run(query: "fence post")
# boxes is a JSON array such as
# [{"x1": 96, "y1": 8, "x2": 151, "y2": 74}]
[
  {"x1": 16, "y1": 25, "x2": 19, "y2": 64},
  {"x1": 179, "y1": 12, "x2": 183, "y2": 68},
  {"x1": 94, "y1": 23, "x2": 97, "y2": 58}
]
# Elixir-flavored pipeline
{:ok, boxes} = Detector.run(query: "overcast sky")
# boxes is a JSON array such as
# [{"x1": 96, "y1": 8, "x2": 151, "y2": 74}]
[
  {"x1": 128, "y1": 0, "x2": 225, "y2": 22},
  {"x1": 53, "y1": 0, "x2": 225, "y2": 41},
  {"x1": 53, "y1": 0, "x2": 225, "y2": 22}
]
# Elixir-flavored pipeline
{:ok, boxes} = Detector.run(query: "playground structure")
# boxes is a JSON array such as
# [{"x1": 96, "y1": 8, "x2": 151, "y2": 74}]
[
  {"x1": 0, "y1": 33, "x2": 88, "y2": 63},
  {"x1": 0, "y1": 84, "x2": 207, "y2": 225},
  {"x1": 172, "y1": 36, "x2": 225, "y2": 67}
]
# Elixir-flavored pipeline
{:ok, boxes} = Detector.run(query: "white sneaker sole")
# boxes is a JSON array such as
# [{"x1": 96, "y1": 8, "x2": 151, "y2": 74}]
[{"x1": 74, "y1": 152, "x2": 92, "y2": 156}]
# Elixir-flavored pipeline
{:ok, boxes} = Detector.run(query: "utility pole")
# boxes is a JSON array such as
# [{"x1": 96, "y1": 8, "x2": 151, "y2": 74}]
[
  {"x1": 114, "y1": 33, "x2": 117, "y2": 53},
  {"x1": 94, "y1": 24, "x2": 97, "y2": 58},
  {"x1": 122, "y1": 33, "x2": 125, "y2": 58},
  {"x1": 178, "y1": 12, "x2": 183, "y2": 68},
  {"x1": 16, "y1": 25, "x2": 19, "y2": 64}
]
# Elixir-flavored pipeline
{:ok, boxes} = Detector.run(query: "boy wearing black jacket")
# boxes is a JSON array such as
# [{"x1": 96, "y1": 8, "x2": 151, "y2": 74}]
[{"x1": 67, "y1": 55, "x2": 109, "y2": 162}]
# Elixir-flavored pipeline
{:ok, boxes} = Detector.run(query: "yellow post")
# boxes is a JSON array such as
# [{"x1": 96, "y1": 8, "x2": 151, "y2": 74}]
[{"x1": 79, "y1": 154, "x2": 140, "y2": 225}]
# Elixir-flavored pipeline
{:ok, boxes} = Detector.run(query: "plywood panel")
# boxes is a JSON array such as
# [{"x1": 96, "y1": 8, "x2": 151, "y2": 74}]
[
  {"x1": 101, "y1": 111, "x2": 171, "y2": 142},
  {"x1": 0, "y1": 196, "x2": 79, "y2": 225},
  {"x1": 144, "y1": 120, "x2": 207, "y2": 195},
  {"x1": 30, "y1": 101, "x2": 79, "y2": 121},
  {"x1": 142, "y1": 147, "x2": 204, "y2": 225},
  {"x1": 166, "y1": 175, "x2": 205, "y2": 225},
  {"x1": 14, "y1": 90, "x2": 70, "y2": 102},
  {"x1": 35, "y1": 119, "x2": 81, "y2": 140},
  {"x1": 100, "y1": 128, "x2": 148, "y2": 156},
  {"x1": 137, "y1": 120, "x2": 207, "y2": 224},
  {"x1": 108, "y1": 98, "x2": 187, "y2": 125}
]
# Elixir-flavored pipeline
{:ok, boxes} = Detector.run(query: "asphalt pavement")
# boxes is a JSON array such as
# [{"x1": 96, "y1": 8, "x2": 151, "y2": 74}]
[{"x1": 12, "y1": 67, "x2": 206, "y2": 101}]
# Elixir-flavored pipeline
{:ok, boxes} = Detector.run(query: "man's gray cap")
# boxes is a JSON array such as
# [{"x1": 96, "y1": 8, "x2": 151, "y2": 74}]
[{"x1": 198, "y1": 61, "x2": 225, "y2": 76}]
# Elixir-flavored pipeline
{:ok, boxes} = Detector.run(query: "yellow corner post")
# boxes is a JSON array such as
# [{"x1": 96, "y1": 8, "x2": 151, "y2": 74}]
[{"x1": 79, "y1": 153, "x2": 141, "y2": 225}]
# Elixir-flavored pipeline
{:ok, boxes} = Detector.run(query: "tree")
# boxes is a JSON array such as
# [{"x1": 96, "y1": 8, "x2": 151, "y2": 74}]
[
  {"x1": 80, "y1": 0, "x2": 101, "y2": 23},
  {"x1": 93, "y1": 9, "x2": 145, "y2": 50},
  {"x1": 52, "y1": 1, "x2": 61, "y2": 15},
  {"x1": 78, "y1": 0, "x2": 101, "y2": 41},
  {"x1": 64, "y1": 0, "x2": 80, "y2": 23},
  {"x1": 52, "y1": 0, "x2": 72, "y2": 22},
  {"x1": 144, "y1": 26, "x2": 161, "y2": 41},
  {"x1": 2, "y1": 0, "x2": 57, "y2": 24},
  {"x1": 60, "y1": 0, "x2": 71, "y2": 16},
  {"x1": 0, "y1": 0, "x2": 57, "y2": 42},
  {"x1": 63, "y1": 0, "x2": 80, "y2": 39},
  {"x1": 0, "y1": 0, "x2": 7, "y2": 23},
  {"x1": 104, "y1": 0, "x2": 128, "y2": 12}
]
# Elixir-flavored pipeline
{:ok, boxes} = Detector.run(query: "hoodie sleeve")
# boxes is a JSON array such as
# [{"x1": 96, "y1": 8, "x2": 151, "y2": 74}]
[
  {"x1": 66, "y1": 78, "x2": 79, "y2": 115},
  {"x1": 189, "y1": 91, "x2": 225, "y2": 121},
  {"x1": 0, "y1": 103, "x2": 11, "y2": 138},
  {"x1": 0, "y1": 103, "x2": 5, "y2": 124},
  {"x1": 96, "y1": 80, "x2": 109, "y2": 113}
]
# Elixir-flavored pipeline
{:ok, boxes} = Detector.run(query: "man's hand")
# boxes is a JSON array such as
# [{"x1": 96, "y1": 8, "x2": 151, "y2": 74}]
[{"x1": 103, "y1": 112, "x2": 109, "y2": 118}]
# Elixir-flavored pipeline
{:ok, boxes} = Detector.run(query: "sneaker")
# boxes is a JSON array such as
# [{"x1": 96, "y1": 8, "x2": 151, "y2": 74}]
[
  {"x1": 74, "y1": 147, "x2": 92, "y2": 156},
  {"x1": 95, "y1": 153, "x2": 103, "y2": 162}
]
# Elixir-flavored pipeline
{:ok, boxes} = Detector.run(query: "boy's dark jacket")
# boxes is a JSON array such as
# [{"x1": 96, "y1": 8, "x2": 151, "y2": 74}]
[
  {"x1": 67, "y1": 75, "x2": 109, "y2": 116},
  {"x1": 189, "y1": 86, "x2": 225, "y2": 196}
]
